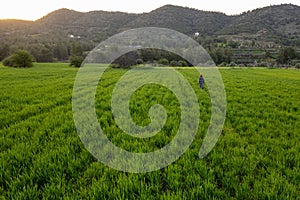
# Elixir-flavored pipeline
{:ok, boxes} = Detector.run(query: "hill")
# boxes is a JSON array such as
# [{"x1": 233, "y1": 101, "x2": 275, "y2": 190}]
[
  {"x1": 0, "y1": 4, "x2": 299, "y2": 64},
  {"x1": 122, "y1": 5, "x2": 233, "y2": 35},
  {"x1": 219, "y1": 4, "x2": 300, "y2": 36}
]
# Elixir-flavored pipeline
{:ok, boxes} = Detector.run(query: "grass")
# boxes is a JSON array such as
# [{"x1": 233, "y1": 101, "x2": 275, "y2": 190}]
[{"x1": 0, "y1": 63, "x2": 299, "y2": 199}]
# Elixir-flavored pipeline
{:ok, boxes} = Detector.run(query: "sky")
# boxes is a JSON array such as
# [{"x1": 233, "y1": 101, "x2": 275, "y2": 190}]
[{"x1": 0, "y1": 0, "x2": 299, "y2": 21}]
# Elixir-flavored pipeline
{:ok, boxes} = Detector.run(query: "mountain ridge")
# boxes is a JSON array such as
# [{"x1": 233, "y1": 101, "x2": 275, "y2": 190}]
[
  {"x1": 0, "y1": 4, "x2": 299, "y2": 62},
  {"x1": 2, "y1": 3, "x2": 298, "y2": 21},
  {"x1": 1, "y1": 4, "x2": 299, "y2": 35}
]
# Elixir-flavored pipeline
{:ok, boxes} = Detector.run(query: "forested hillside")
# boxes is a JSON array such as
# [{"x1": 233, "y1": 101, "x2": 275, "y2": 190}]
[{"x1": 0, "y1": 4, "x2": 299, "y2": 65}]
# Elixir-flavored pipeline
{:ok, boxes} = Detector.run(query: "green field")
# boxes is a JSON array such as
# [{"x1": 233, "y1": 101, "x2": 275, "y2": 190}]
[{"x1": 0, "y1": 63, "x2": 299, "y2": 199}]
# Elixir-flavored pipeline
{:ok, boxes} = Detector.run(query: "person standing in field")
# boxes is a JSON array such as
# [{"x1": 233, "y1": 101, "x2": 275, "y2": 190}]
[{"x1": 199, "y1": 74, "x2": 205, "y2": 89}]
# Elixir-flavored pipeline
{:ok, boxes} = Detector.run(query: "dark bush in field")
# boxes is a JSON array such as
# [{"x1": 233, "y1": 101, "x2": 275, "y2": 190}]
[
  {"x1": 2, "y1": 50, "x2": 35, "y2": 68},
  {"x1": 69, "y1": 56, "x2": 84, "y2": 68}
]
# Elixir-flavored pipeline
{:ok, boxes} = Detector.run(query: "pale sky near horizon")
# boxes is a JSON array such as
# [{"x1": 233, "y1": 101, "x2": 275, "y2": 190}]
[{"x1": 0, "y1": 0, "x2": 299, "y2": 21}]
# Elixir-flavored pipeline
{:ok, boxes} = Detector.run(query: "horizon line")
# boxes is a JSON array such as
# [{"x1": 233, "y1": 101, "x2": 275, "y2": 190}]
[{"x1": 0, "y1": 3, "x2": 298, "y2": 21}]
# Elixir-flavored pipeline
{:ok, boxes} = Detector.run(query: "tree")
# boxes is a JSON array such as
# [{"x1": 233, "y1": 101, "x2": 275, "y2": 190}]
[
  {"x1": 53, "y1": 43, "x2": 69, "y2": 61},
  {"x1": 70, "y1": 42, "x2": 83, "y2": 57},
  {"x1": 69, "y1": 42, "x2": 85, "y2": 67},
  {"x1": 2, "y1": 50, "x2": 35, "y2": 68},
  {"x1": 170, "y1": 60, "x2": 179, "y2": 66},
  {"x1": 39, "y1": 47, "x2": 53, "y2": 62},
  {"x1": 209, "y1": 47, "x2": 232, "y2": 65},
  {"x1": 136, "y1": 58, "x2": 144, "y2": 65},
  {"x1": 277, "y1": 47, "x2": 297, "y2": 64},
  {"x1": 158, "y1": 58, "x2": 169, "y2": 66},
  {"x1": 111, "y1": 51, "x2": 138, "y2": 68},
  {"x1": 0, "y1": 44, "x2": 9, "y2": 61},
  {"x1": 178, "y1": 60, "x2": 188, "y2": 67}
]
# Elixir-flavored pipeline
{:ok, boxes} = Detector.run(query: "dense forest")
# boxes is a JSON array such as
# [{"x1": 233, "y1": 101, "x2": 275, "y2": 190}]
[{"x1": 0, "y1": 4, "x2": 299, "y2": 67}]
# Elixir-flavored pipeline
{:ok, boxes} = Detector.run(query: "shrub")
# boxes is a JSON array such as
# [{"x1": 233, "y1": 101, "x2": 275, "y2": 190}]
[
  {"x1": 158, "y1": 58, "x2": 169, "y2": 66},
  {"x1": 258, "y1": 62, "x2": 269, "y2": 67},
  {"x1": 170, "y1": 60, "x2": 179, "y2": 66},
  {"x1": 70, "y1": 56, "x2": 84, "y2": 68},
  {"x1": 111, "y1": 51, "x2": 137, "y2": 68},
  {"x1": 229, "y1": 62, "x2": 237, "y2": 67},
  {"x1": 2, "y1": 56, "x2": 13, "y2": 67},
  {"x1": 136, "y1": 58, "x2": 144, "y2": 65},
  {"x1": 295, "y1": 63, "x2": 300, "y2": 69},
  {"x1": 2, "y1": 50, "x2": 34, "y2": 68},
  {"x1": 218, "y1": 62, "x2": 227, "y2": 67},
  {"x1": 178, "y1": 60, "x2": 188, "y2": 67}
]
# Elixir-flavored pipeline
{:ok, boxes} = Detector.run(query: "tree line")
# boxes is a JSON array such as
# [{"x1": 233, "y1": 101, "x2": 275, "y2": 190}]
[{"x1": 1, "y1": 41, "x2": 299, "y2": 68}]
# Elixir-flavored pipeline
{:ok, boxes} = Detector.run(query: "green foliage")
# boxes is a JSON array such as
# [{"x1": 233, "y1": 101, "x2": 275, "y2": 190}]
[
  {"x1": 110, "y1": 51, "x2": 138, "y2": 68},
  {"x1": 2, "y1": 50, "x2": 35, "y2": 68},
  {"x1": 70, "y1": 42, "x2": 83, "y2": 57},
  {"x1": 169, "y1": 60, "x2": 188, "y2": 67},
  {"x1": 277, "y1": 47, "x2": 298, "y2": 64},
  {"x1": 136, "y1": 58, "x2": 144, "y2": 65},
  {"x1": 0, "y1": 63, "x2": 299, "y2": 198},
  {"x1": 229, "y1": 61, "x2": 237, "y2": 67},
  {"x1": 209, "y1": 48, "x2": 232, "y2": 65},
  {"x1": 0, "y1": 44, "x2": 9, "y2": 61},
  {"x1": 69, "y1": 56, "x2": 84, "y2": 68},
  {"x1": 170, "y1": 60, "x2": 179, "y2": 66},
  {"x1": 178, "y1": 60, "x2": 188, "y2": 67},
  {"x1": 39, "y1": 47, "x2": 54, "y2": 62},
  {"x1": 138, "y1": 49, "x2": 188, "y2": 66},
  {"x1": 109, "y1": 49, "x2": 190, "y2": 68},
  {"x1": 2, "y1": 56, "x2": 13, "y2": 67},
  {"x1": 158, "y1": 58, "x2": 169, "y2": 66},
  {"x1": 69, "y1": 42, "x2": 85, "y2": 68}
]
